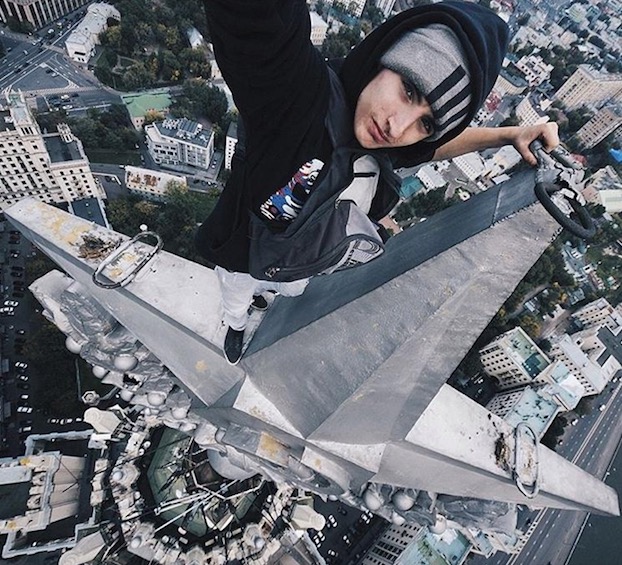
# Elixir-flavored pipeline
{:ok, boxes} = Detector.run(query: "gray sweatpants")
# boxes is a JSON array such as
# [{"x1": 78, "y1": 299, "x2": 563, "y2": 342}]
[{"x1": 216, "y1": 266, "x2": 309, "y2": 330}]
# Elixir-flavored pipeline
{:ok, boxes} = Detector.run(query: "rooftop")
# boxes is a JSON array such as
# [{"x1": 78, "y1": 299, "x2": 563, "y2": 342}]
[
  {"x1": 0, "y1": 110, "x2": 16, "y2": 133},
  {"x1": 70, "y1": 198, "x2": 108, "y2": 228},
  {"x1": 154, "y1": 117, "x2": 212, "y2": 148},
  {"x1": 43, "y1": 135, "x2": 83, "y2": 163},
  {"x1": 122, "y1": 90, "x2": 172, "y2": 119}
]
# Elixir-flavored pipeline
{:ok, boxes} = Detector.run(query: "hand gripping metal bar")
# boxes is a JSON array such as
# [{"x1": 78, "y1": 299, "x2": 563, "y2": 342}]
[
  {"x1": 92, "y1": 231, "x2": 163, "y2": 289},
  {"x1": 530, "y1": 140, "x2": 595, "y2": 240}
]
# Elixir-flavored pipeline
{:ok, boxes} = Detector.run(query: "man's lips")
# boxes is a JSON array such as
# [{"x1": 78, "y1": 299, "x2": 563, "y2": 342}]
[{"x1": 370, "y1": 120, "x2": 389, "y2": 144}]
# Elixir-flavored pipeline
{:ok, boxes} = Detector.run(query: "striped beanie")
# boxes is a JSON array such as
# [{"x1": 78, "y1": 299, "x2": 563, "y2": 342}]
[{"x1": 380, "y1": 24, "x2": 472, "y2": 141}]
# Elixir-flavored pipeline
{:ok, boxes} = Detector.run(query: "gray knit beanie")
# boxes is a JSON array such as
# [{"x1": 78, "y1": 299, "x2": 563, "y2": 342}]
[{"x1": 380, "y1": 24, "x2": 472, "y2": 141}]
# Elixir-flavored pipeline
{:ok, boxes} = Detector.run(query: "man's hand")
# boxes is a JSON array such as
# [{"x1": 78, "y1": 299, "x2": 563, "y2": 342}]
[{"x1": 508, "y1": 122, "x2": 560, "y2": 166}]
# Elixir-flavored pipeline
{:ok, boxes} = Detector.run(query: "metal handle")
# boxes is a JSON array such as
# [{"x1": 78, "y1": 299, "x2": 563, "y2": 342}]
[
  {"x1": 530, "y1": 141, "x2": 595, "y2": 240},
  {"x1": 92, "y1": 231, "x2": 163, "y2": 289},
  {"x1": 513, "y1": 422, "x2": 539, "y2": 499}
]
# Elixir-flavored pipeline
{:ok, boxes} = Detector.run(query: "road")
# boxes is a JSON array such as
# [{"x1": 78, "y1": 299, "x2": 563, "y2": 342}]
[
  {"x1": 0, "y1": 220, "x2": 38, "y2": 457},
  {"x1": 471, "y1": 377, "x2": 622, "y2": 564}
]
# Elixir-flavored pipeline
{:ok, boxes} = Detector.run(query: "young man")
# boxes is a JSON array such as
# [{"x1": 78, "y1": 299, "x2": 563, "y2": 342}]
[{"x1": 196, "y1": 0, "x2": 559, "y2": 365}]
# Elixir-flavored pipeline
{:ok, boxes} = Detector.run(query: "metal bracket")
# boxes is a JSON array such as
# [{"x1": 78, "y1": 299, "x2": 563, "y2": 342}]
[
  {"x1": 530, "y1": 140, "x2": 595, "y2": 239},
  {"x1": 513, "y1": 422, "x2": 539, "y2": 499},
  {"x1": 92, "y1": 231, "x2": 163, "y2": 289}
]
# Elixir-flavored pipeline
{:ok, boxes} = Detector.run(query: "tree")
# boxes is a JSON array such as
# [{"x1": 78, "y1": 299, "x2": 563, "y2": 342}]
[
  {"x1": 122, "y1": 62, "x2": 156, "y2": 90},
  {"x1": 156, "y1": 182, "x2": 219, "y2": 260},
  {"x1": 107, "y1": 195, "x2": 161, "y2": 236},
  {"x1": 321, "y1": 23, "x2": 362, "y2": 59},
  {"x1": 171, "y1": 79, "x2": 228, "y2": 127},
  {"x1": 518, "y1": 313, "x2": 542, "y2": 339}
]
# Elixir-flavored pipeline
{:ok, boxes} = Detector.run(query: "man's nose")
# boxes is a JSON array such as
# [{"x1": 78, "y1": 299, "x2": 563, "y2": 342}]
[{"x1": 388, "y1": 109, "x2": 416, "y2": 141}]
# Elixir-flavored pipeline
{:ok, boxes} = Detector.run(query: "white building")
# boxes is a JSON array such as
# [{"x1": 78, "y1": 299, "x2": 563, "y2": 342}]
[
  {"x1": 224, "y1": 120, "x2": 238, "y2": 170},
  {"x1": 415, "y1": 164, "x2": 446, "y2": 191},
  {"x1": 185, "y1": 26, "x2": 205, "y2": 49},
  {"x1": 0, "y1": 91, "x2": 103, "y2": 209},
  {"x1": 479, "y1": 327, "x2": 551, "y2": 390},
  {"x1": 375, "y1": 0, "x2": 397, "y2": 18},
  {"x1": 572, "y1": 298, "x2": 622, "y2": 332},
  {"x1": 513, "y1": 55, "x2": 554, "y2": 88},
  {"x1": 0, "y1": 0, "x2": 90, "y2": 29},
  {"x1": 492, "y1": 70, "x2": 529, "y2": 98},
  {"x1": 535, "y1": 361, "x2": 586, "y2": 411},
  {"x1": 124, "y1": 166, "x2": 187, "y2": 201},
  {"x1": 575, "y1": 106, "x2": 622, "y2": 149},
  {"x1": 145, "y1": 117, "x2": 214, "y2": 171},
  {"x1": 309, "y1": 11, "x2": 329, "y2": 46},
  {"x1": 548, "y1": 334, "x2": 610, "y2": 395},
  {"x1": 555, "y1": 66, "x2": 622, "y2": 111},
  {"x1": 65, "y1": 3, "x2": 120, "y2": 64},
  {"x1": 453, "y1": 152, "x2": 485, "y2": 182},
  {"x1": 582, "y1": 166, "x2": 622, "y2": 214},
  {"x1": 486, "y1": 386, "x2": 560, "y2": 440},
  {"x1": 516, "y1": 94, "x2": 552, "y2": 127},
  {"x1": 361, "y1": 522, "x2": 424, "y2": 565},
  {"x1": 511, "y1": 26, "x2": 551, "y2": 50}
]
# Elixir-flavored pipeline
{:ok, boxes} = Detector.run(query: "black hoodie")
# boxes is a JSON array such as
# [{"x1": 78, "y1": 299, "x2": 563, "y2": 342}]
[{"x1": 196, "y1": 0, "x2": 509, "y2": 273}]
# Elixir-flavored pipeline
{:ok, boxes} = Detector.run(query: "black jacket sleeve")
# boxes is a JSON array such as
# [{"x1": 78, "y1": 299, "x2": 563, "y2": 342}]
[{"x1": 204, "y1": 0, "x2": 324, "y2": 135}]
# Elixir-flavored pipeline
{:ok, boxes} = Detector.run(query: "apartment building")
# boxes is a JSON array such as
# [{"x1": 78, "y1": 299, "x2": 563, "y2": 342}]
[
  {"x1": 0, "y1": 91, "x2": 103, "y2": 209},
  {"x1": 513, "y1": 55, "x2": 554, "y2": 88},
  {"x1": 145, "y1": 117, "x2": 214, "y2": 171},
  {"x1": 575, "y1": 106, "x2": 622, "y2": 149},
  {"x1": 555, "y1": 65, "x2": 622, "y2": 111},
  {"x1": 479, "y1": 327, "x2": 551, "y2": 390},
  {"x1": 124, "y1": 166, "x2": 187, "y2": 201},
  {"x1": 486, "y1": 386, "x2": 560, "y2": 439},
  {"x1": 572, "y1": 298, "x2": 622, "y2": 332},
  {"x1": 362, "y1": 522, "x2": 424, "y2": 565},
  {"x1": 375, "y1": 0, "x2": 397, "y2": 17},
  {"x1": 548, "y1": 334, "x2": 610, "y2": 395},
  {"x1": 224, "y1": 120, "x2": 238, "y2": 170},
  {"x1": 492, "y1": 69, "x2": 528, "y2": 98},
  {"x1": 0, "y1": 0, "x2": 89, "y2": 29},
  {"x1": 309, "y1": 11, "x2": 328, "y2": 46},
  {"x1": 65, "y1": 3, "x2": 120, "y2": 64},
  {"x1": 516, "y1": 94, "x2": 552, "y2": 127}
]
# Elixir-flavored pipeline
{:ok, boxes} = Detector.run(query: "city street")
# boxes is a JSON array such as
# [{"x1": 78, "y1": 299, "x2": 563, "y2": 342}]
[{"x1": 0, "y1": 217, "x2": 37, "y2": 456}]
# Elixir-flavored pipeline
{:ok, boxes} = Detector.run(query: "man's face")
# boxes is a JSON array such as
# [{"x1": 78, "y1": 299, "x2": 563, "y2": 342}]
[{"x1": 354, "y1": 68, "x2": 435, "y2": 149}]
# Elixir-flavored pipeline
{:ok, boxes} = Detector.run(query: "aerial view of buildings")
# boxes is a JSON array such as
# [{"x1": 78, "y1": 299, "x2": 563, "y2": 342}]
[{"x1": 0, "y1": 0, "x2": 622, "y2": 564}]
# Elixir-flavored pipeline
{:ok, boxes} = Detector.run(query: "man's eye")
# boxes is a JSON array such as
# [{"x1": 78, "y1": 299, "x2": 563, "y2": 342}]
[
  {"x1": 422, "y1": 117, "x2": 435, "y2": 135},
  {"x1": 402, "y1": 79, "x2": 415, "y2": 102}
]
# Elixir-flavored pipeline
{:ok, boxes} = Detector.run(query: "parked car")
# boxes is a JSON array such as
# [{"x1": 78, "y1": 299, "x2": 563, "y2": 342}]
[
  {"x1": 47, "y1": 418, "x2": 59, "y2": 424},
  {"x1": 20, "y1": 394, "x2": 29, "y2": 400},
  {"x1": 15, "y1": 362, "x2": 28, "y2": 369},
  {"x1": 4, "y1": 300, "x2": 18, "y2": 307},
  {"x1": 17, "y1": 375, "x2": 29, "y2": 381},
  {"x1": 16, "y1": 329, "x2": 26, "y2": 335},
  {"x1": 18, "y1": 426, "x2": 32, "y2": 433},
  {"x1": 17, "y1": 406, "x2": 33, "y2": 413}
]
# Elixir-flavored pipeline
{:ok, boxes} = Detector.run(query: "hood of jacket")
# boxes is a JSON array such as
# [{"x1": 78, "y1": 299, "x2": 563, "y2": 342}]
[{"x1": 338, "y1": 0, "x2": 509, "y2": 168}]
